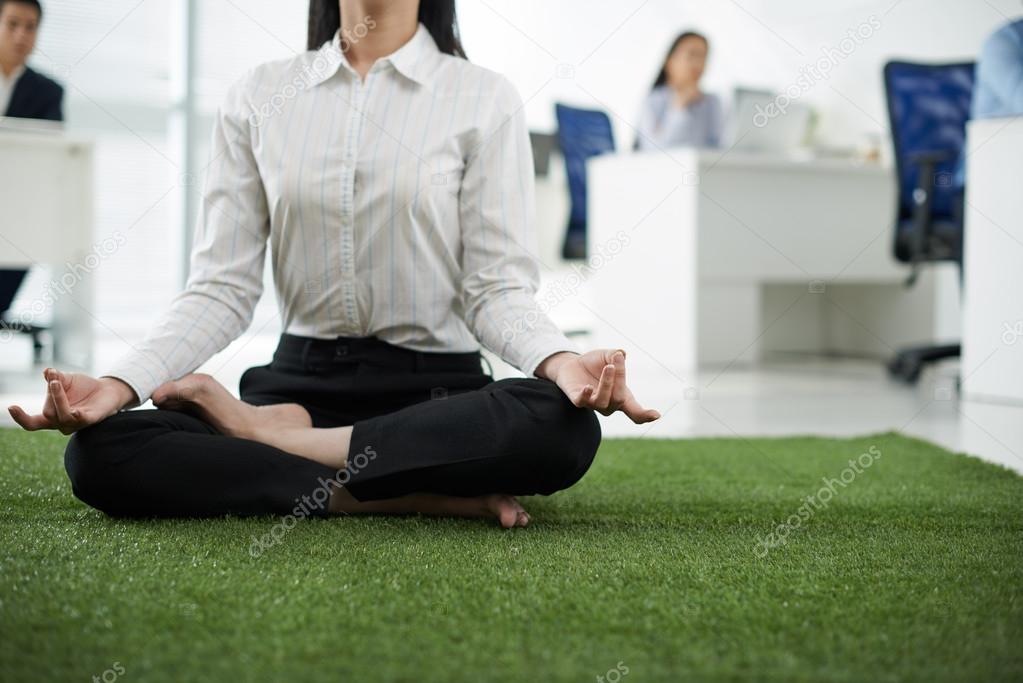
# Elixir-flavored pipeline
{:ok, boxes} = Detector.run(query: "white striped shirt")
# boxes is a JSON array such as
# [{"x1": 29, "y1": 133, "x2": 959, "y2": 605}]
[{"x1": 102, "y1": 22, "x2": 576, "y2": 407}]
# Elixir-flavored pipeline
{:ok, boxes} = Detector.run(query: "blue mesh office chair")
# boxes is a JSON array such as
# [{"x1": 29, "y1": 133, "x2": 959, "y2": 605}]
[
  {"x1": 554, "y1": 103, "x2": 616, "y2": 260},
  {"x1": 882, "y1": 60, "x2": 975, "y2": 383}
]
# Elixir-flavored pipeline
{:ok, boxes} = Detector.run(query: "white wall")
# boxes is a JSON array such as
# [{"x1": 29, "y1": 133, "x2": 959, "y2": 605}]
[{"x1": 458, "y1": 0, "x2": 1018, "y2": 149}]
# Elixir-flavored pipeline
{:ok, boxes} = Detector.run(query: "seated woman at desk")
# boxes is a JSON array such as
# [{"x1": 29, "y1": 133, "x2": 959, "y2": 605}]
[{"x1": 635, "y1": 31, "x2": 724, "y2": 150}]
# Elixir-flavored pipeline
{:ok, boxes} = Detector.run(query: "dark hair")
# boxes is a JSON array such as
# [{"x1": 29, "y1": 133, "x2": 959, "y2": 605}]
[
  {"x1": 0, "y1": 0, "x2": 42, "y2": 20},
  {"x1": 307, "y1": 0, "x2": 466, "y2": 58},
  {"x1": 651, "y1": 30, "x2": 708, "y2": 89}
]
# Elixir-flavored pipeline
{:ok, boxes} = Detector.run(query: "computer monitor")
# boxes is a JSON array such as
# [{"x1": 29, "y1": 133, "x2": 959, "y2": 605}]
[
  {"x1": 529, "y1": 130, "x2": 557, "y2": 176},
  {"x1": 728, "y1": 87, "x2": 811, "y2": 154}
]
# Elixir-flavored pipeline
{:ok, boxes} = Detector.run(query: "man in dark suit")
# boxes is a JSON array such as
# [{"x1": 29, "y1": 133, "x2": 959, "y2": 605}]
[
  {"x1": 1, "y1": 0, "x2": 62, "y2": 360},
  {"x1": 0, "y1": 0, "x2": 62, "y2": 121}
]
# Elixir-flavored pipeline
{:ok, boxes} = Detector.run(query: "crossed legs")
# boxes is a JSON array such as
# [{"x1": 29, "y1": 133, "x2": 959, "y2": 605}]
[{"x1": 64, "y1": 373, "x2": 601, "y2": 528}]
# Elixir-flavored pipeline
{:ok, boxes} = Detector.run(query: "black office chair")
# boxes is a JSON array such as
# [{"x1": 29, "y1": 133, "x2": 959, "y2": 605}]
[
  {"x1": 882, "y1": 60, "x2": 975, "y2": 384},
  {"x1": 0, "y1": 268, "x2": 47, "y2": 363}
]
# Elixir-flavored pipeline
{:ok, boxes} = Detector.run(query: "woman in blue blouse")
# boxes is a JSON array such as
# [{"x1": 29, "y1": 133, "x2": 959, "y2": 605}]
[{"x1": 636, "y1": 31, "x2": 724, "y2": 150}]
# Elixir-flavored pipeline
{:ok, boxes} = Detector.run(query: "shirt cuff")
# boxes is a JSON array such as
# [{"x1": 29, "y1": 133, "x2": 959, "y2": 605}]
[
  {"x1": 98, "y1": 358, "x2": 164, "y2": 409},
  {"x1": 519, "y1": 333, "x2": 580, "y2": 379}
]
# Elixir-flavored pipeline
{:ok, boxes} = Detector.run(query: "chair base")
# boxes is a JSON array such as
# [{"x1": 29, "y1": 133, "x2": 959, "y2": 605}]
[
  {"x1": 1, "y1": 319, "x2": 50, "y2": 365},
  {"x1": 561, "y1": 232, "x2": 587, "y2": 260},
  {"x1": 886, "y1": 343, "x2": 961, "y2": 384}
]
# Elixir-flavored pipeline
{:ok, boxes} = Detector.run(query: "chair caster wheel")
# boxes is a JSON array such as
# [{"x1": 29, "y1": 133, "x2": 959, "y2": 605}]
[{"x1": 887, "y1": 352, "x2": 922, "y2": 384}]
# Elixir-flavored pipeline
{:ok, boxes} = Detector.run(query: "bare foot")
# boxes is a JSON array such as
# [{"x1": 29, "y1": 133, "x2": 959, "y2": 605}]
[
  {"x1": 484, "y1": 494, "x2": 531, "y2": 528},
  {"x1": 329, "y1": 488, "x2": 531, "y2": 528},
  {"x1": 151, "y1": 373, "x2": 311, "y2": 440}
]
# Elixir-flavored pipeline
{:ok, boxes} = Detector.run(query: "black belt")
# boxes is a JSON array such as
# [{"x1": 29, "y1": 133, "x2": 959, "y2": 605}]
[{"x1": 272, "y1": 333, "x2": 486, "y2": 374}]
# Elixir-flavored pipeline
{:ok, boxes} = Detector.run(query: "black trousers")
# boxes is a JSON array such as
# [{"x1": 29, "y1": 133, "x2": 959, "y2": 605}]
[{"x1": 63, "y1": 334, "x2": 601, "y2": 518}]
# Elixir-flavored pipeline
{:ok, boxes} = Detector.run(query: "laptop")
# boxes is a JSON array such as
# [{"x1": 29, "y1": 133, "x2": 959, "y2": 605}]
[{"x1": 727, "y1": 87, "x2": 812, "y2": 153}]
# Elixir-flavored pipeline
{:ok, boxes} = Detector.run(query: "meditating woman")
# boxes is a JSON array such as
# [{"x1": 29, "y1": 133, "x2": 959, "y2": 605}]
[
  {"x1": 635, "y1": 30, "x2": 724, "y2": 150},
  {"x1": 8, "y1": 0, "x2": 659, "y2": 528}
]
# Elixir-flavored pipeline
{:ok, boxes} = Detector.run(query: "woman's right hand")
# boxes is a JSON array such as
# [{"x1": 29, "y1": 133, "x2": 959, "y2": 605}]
[
  {"x1": 672, "y1": 83, "x2": 703, "y2": 108},
  {"x1": 7, "y1": 368, "x2": 137, "y2": 434}
]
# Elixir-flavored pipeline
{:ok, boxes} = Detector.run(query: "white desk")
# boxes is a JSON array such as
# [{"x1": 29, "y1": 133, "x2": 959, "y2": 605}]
[
  {"x1": 0, "y1": 123, "x2": 96, "y2": 368},
  {"x1": 584, "y1": 149, "x2": 958, "y2": 374},
  {"x1": 961, "y1": 117, "x2": 1023, "y2": 405}
]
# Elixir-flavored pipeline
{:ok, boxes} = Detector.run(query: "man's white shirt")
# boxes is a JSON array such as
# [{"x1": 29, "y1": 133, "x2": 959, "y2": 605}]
[{"x1": 0, "y1": 63, "x2": 26, "y2": 115}]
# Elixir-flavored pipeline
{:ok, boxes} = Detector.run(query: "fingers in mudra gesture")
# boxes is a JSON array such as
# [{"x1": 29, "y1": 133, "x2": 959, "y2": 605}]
[
  {"x1": 7, "y1": 368, "x2": 128, "y2": 435},
  {"x1": 549, "y1": 349, "x2": 661, "y2": 424}
]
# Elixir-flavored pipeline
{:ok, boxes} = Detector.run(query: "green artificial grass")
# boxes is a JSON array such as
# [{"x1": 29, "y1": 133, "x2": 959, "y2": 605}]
[{"x1": 1, "y1": 428, "x2": 1021, "y2": 683}]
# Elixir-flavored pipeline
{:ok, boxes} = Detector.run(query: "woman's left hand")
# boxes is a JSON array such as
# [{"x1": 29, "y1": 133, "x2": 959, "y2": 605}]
[{"x1": 537, "y1": 350, "x2": 661, "y2": 424}]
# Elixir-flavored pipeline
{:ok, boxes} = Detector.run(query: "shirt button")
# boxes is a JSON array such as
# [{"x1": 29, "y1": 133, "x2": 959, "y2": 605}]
[{"x1": 334, "y1": 344, "x2": 349, "y2": 358}]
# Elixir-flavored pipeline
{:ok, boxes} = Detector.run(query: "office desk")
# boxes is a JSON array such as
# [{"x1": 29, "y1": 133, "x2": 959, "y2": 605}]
[
  {"x1": 961, "y1": 117, "x2": 1023, "y2": 404},
  {"x1": 0, "y1": 124, "x2": 95, "y2": 368},
  {"x1": 585, "y1": 149, "x2": 958, "y2": 374}
]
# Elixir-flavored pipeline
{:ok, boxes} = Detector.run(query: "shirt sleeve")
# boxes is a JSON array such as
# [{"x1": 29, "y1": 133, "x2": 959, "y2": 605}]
[
  {"x1": 44, "y1": 81, "x2": 64, "y2": 122},
  {"x1": 458, "y1": 73, "x2": 578, "y2": 378},
  {"x1": 660, "y1": 102, "x2": 697, "y2": 145},
  {"x1": 706, "y1": 94, "x2": 725, "y2": 148},
  {"x1": 635, "y1": 91, "x2": 661, "y2": 151},
  {"x1": 637, "y1": 88, "x2": 712, "y2": 150},
  {"x1": 99, "y1": 70, "x2": 270, "y2": 408},
  {"x1": 976, "y1": 23, "x2": 1023, "y2": 114}
]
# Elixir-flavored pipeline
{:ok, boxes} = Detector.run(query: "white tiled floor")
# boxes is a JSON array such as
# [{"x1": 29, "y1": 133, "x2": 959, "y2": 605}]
[
  {"x1": 599, "y1": 355, "x2": 1023, "y2": 476},
  {"x1": 2, "y1": 329, "x2": 1021, "y2": 476}
]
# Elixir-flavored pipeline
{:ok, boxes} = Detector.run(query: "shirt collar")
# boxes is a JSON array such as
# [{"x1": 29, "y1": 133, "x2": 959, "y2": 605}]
[{"x1": 311, "y1": 21, "x2": 437, "y2": 87}]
